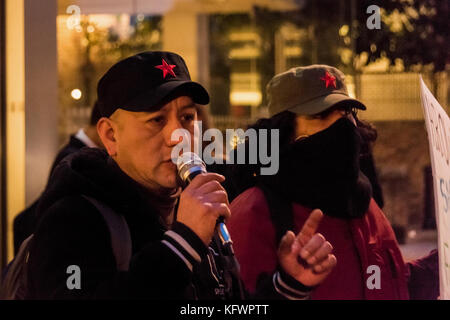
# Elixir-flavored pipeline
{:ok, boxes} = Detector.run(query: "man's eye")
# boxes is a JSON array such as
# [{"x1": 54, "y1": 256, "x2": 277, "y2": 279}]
[
  {"x1": 149, "y1": 116, "x2": 166, "y2": 125},
  {"x1": 181, "y1": 113, "x2": 195, "y2": 122}
]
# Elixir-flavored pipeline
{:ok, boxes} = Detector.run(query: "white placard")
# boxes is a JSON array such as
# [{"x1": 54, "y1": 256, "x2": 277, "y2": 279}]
[{"x1": 420, "y1": 76, "x2": 450, "y2": 299}]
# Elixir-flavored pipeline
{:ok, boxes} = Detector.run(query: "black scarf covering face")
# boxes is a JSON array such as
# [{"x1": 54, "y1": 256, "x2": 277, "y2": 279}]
[{"x1": 259, "y1": 117, "x2": 372, "y2": 220}]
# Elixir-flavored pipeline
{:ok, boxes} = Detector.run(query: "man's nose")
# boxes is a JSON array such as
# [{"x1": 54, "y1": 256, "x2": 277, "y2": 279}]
[
  {"x1": 347, "y1": 114, "x2": 357, "y2": 126},
  {"x1": 164, "y1": 118, "x2": 188, "y2": 147},
  {"x1": 338, "y1": 109, "x2": 357, "y2": 126}
]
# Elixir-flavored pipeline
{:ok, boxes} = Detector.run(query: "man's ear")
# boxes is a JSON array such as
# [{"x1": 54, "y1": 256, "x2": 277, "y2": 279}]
[{"x1": 97, "y1": 117, "x2": 118, "y2": 156}]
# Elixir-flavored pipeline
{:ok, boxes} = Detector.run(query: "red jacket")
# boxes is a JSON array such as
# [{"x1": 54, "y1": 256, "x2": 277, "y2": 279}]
[{"x1": 228, "y1": 187, "x2": 410, "y2": 300}]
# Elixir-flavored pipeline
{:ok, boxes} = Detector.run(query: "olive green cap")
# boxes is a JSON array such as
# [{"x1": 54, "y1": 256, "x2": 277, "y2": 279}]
[{"x1": 267, "y1": 65, "x2": 366, "y2": 116}]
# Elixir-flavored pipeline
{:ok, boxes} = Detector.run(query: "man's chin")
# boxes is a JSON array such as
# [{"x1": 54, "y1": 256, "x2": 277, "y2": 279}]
[
  {"x1": 160, "y1": 179, "x2": 178, "y2": 190},
  {"x1": 152, "y1": 164, "x2": 179, "y2": 190},
  {"x1": 159, "y1": 172, "x2": 179, "y2": 189}
]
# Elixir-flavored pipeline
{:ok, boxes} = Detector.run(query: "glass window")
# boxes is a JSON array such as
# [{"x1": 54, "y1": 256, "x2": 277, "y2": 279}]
[{"x1": 57, "y1": 12, "x2": 162, "y2": 143}]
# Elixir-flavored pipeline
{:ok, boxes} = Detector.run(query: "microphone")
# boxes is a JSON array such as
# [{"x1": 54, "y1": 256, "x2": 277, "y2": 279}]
[
  {"x1": 176, "y1": 152, "x2": 233, "y2": 248},
  {"x1": 177, "y1": 152, "x2": 244, "y2": 299},
  {"x1": 176, "y1": 152, "x2": 207, "y2": 184}
]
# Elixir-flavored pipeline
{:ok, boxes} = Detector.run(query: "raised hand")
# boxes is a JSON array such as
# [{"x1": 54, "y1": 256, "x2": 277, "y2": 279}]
[{"x1": 277, "y1": 209, "x2": 337, "y2": 287}]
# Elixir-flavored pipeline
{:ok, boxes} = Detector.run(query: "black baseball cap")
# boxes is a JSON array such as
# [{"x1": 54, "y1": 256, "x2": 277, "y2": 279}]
[{"x1": 97, "y1": 51, "x2": 210, "y2": 117}]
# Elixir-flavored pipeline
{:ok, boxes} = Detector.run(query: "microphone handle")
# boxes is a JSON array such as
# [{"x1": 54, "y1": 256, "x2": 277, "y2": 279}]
[{"x1": 216, "y1": 218, "x2": 234, "y2": 254}]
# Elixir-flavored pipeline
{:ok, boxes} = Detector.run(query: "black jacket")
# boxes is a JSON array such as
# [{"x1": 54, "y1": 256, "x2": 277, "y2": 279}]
[
  {"x1": 26, "y1": 148, "x2": 307, "y2": 300},
  {"x1": 13, "y1": 135, "x2": 87, "y2": 254}
]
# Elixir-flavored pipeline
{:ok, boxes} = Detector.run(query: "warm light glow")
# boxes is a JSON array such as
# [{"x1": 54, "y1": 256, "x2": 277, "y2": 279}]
[
  {"x1": 346, "y1": 83, "x2": 356, "y2": 99},
  {"x1": 370, "y1": 43, "x2": 377, "y2": 53},
  {"x1": 283, "y1": 46, "x2": 302, "y2": 57},
  {"x1": 87, "y1": 15, "x2": 119, "y2": 29},
  {"x1": 6, "y1": 0, "x2": 26, "y2": 262},
  {"x1": 229, "y1": 32, "x2": 260, "y2": 42},
  {"x1": 408, "y1": 230, "x2": 417, "y2": 239},
  {"x1": 229, "y1": 47, "x2": 260, "y2": 59},
  {"x1": 230, "y1": 91, "x2": 262, "y2": 106},
  {"x1": 280, "y1": 26, "x2": 303, "y2": 41},
  {"x1": 339, "y1": 25, "x2": 349, "y2": 37},
  {"x1": 71, "y1": 89, "x2": 82, "y2": 100},
  {"x1": 230, "y1": 73, "x2": 260, "y2": 84},
  {"x1": 229, "y1": 133, "x2": 245, "y2": 149}
]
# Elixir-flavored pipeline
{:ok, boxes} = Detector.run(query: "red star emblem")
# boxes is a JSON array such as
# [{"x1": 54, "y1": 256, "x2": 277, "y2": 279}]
[
  {"x1": 155, "y1": 59, "x2": 176, "y2": 78},
  {"x1": 320, "y1": 71, "x2": 337, "y2": 89}
]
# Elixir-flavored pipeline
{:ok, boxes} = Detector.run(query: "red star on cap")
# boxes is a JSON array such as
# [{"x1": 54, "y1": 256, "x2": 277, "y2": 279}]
[
  {"x1": 320, "y1": 71, "x2": 337, "y2": 89},
  {"x1": 155, "y1": 59, "x2": 176, "y2": 78}
]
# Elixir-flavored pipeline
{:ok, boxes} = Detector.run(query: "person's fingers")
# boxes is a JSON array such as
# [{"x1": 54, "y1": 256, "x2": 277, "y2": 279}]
[
  {"x1": 209, "y1": 202, "x2": 231, "y2": 221},
  {"x1": 202, "y1": 190, "x2": 229, "y2": 205},
  {"x1": 188, "y1": 173, "x2": 225, "y2": 189},
  {"x1": 278, "y1": 231, "x2": 296, "y2": 257},
  {"x1": 299, "y1": 233, "x2": 326, "y2": 261},
  {"x1": 196, "y1": 180, "x2": 227, "y2": 195},
  {"x1": 305, "y1": 240, "x2": 333, "y2": 266},
  {"x1": 313, "y1": 254, "x2": 337, "y2": 274},
  {"x1": 296, "y1": 209, "x2": 323, "y2": 247}
]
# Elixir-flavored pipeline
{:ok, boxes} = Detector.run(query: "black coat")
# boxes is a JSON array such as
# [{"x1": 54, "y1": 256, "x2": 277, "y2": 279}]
[
  {"x1": 13, "y1": 135, "x2": 87, "y2": 254},
  {"x1": 26, "y1": 148, "x2": 300, "y2": 300}
]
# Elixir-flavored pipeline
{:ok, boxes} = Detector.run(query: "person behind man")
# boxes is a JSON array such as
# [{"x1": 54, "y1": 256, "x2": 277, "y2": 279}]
[
  {"x1": 13, "y1": 102, "x2": 103, "y2": 254},
  {"x1": 227, "y1": 65, "x2": 439, "y2": 299},
  {"x1": 25, "y1": 51, "x2": 336, "y2": 300},
  {"x1": 49, "y1": 101, "x2": 104, "y2": 173}
]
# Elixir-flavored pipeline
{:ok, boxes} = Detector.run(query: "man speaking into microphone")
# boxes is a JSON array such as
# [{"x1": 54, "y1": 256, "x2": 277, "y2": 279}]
[{"x1": 24, "y1": 51, "x2": 336, "y2": 300}]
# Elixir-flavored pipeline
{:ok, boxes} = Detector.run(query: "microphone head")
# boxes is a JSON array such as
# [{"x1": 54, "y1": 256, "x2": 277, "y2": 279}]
[{"x1": 177, "y1": 152, "x2": 206, "y2": 184}]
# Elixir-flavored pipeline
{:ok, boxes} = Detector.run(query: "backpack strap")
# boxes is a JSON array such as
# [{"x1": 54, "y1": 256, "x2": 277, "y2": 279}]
[
  {"x1": 0, "y1": 234, "x2": 34, "y2": 299},
  {"x1": 81, "y1": 195, "x2": 132, "y2": 271}
]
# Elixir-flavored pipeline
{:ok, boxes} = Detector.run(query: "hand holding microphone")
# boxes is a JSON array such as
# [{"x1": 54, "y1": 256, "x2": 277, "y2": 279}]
[{"x1": 176, "y1": 152, "x2": 231, "y2": 246}]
